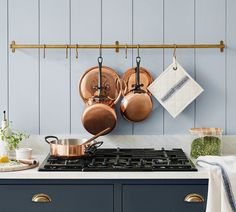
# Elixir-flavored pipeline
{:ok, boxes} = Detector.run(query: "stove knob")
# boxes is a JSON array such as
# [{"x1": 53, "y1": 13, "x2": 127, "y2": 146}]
[
  {"x1": 90, "y1": 158, "x2": 96, "y2": 167},
  {"x1": 114, "y1": 155, "x2": 120, "y2": 166},
  {"x1": 126, "y1": 158, "x2": 132, "y2": 166},
  {"x1": 102, "y1": 158, "x2": 108, "y2": 166},
  {"x1": 139, "y1": 159, "x2": 145, "y2": 167}
]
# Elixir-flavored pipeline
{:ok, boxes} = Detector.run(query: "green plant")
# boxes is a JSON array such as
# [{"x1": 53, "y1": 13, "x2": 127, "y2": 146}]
[{"x1": 0, "y1": 127, "x2": 29, "y2": 150}]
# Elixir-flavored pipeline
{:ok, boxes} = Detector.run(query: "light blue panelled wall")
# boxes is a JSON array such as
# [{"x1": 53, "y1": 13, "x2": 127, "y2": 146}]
[{"x1": 0, "y1": 0, "x2": 235, "y2": 135}]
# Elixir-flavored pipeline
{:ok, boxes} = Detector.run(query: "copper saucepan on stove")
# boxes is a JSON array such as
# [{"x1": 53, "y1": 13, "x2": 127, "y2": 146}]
[
  {"x1": 79, "y1": 56, "x2": 121, "y2": 135},
  {"x1": 45, "y1": 128, "x2": 110, "y2": 158},
  {"x1": 120, "y1": 56, "x2": 153, "y2": 122}
]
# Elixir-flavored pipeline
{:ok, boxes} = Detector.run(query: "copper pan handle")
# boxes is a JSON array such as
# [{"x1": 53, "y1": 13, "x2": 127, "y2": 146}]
[
  {"x1": 45, "y1": 136, "x2": 59, "y2": 144},
  {"x1": 109, "y1": 78, "x2": 124, "y2": 106},
  {"x1": 83, "y1": 127, "x2": 111, "y2": 146}
]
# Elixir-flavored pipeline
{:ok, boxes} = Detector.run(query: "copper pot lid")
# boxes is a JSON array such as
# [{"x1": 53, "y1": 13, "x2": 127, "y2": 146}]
[
  {"x1": 79, "y1": 66, "x2": 121, "y2": 103},
  {"x1": 122, "y1": 67, "x2": 153, "y2": 95}
]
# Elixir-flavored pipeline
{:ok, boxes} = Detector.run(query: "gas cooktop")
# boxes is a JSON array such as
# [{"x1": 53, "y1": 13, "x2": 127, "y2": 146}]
[{"x1": 38, "y1": 148, "x2": 197, "y2": 172}]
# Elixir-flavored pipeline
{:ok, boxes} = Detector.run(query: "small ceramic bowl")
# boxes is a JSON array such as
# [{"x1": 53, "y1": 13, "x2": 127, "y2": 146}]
[{"x1": 15, "y1": 148, "x2": 32, "y2": 160}]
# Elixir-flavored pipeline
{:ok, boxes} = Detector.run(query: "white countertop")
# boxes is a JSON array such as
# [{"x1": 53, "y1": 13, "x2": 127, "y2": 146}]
[
  {"x1": 0, "y1": 154, "x2": 209, "y2": 180},
  {"x1": 1, "y1": 134, "x2": 236, "y2": 180}
]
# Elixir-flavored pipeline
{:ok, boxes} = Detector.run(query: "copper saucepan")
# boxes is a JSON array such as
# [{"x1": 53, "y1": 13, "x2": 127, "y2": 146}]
[
  {"x1": 120, "y1": 56, "x2": 153, "y2": 122},
  {"x1": 45, "y1": 128, "x2": 110, "y2": 158},
  {"x1": 79, "y1": 56, "x2": 121, "y2": 135}
]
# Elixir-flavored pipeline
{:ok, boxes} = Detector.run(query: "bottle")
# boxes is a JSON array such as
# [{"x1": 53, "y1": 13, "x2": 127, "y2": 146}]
[{"x1": 0, "y1": 111, "x2": 12, "y2": 156}]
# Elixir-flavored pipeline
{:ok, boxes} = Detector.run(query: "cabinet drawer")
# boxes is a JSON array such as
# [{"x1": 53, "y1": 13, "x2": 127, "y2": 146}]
[
  {"x1": 0, "y1": 185, "x2": 113, "y2": 212},
  {"x1": 123, "y1": 184, "x2": 207, "y2": 212}
]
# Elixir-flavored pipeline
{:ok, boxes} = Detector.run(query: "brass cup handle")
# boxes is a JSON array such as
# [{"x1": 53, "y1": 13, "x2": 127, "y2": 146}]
[
  {"x1": 32, "y1": 193, "x2": 52, "y2": 203},
  {"x1": 184, "y1": 193, "x2": 204, "y2": 203}
]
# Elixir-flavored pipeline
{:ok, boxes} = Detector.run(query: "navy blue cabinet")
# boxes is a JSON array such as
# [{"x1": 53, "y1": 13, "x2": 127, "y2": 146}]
[
  {"x1": 123, "y1": 184, "x2": 207, "y2": 212},
  {"x1": 0, "y1": 179, "x2": 208, "y2": 212},
  {"x1": 0, "y1": 184, "x2": 113, "y2": 212}
]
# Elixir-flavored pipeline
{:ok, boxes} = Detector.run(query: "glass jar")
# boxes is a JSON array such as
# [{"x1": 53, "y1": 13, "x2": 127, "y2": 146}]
[{"x1": 190, "y1": 128, "x2": 223, "y2": 159}]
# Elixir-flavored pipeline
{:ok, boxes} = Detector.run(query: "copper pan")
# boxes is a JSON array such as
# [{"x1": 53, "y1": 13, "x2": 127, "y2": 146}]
[
  {"x1": 79, "y1": 65, "x2": 122, "y2": 135},
  {"x1": 45, "y1": 128, "x2": 110, "y2": 158},
  {"x1": 120, "y1": 57, "x2": 153, "y2": 122}
]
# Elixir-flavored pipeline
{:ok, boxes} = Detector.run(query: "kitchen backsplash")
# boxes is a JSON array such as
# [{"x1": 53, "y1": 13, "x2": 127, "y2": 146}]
[{"x1": 0, "y1": 0, "x2": 235, "y2": 135}]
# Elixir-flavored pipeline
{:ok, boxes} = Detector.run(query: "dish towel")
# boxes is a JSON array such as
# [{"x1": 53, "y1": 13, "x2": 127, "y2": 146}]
[{"x1": 197, "y1": 156, "x2": 236, "y2": 212}]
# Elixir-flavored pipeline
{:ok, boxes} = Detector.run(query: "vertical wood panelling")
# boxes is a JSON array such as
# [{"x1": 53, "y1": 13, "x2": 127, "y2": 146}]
[
  {"x1": 195, "y1": 0, "x2": 225, "y2": 130},
  {"x1": 40, "y1": 0, "x2": 70, "y2": 134},
  {"x1": 226, "y1": 0, "x2": 236, "y2": 134},
  {"x1": 163, "y1": 0, "x2": 195, "y2": 134},
  {"x1": 133, "y1": 0, "x2": 164, "y2": 135},
  {"x1": 9, "y1": 0, "x2": 39, "y2": 133},
  {"x1": 71, "y1": 0, "x2": 101, "y2": 134},
  {"x1": 0, "y1": 0, "x2": 8, "y2": 117},
  {"x1": 102, "y1": 0, "x2": 133, "y2": 134}
]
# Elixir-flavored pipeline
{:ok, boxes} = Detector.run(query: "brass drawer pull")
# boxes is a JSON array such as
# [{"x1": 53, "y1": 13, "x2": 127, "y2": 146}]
[
  {"x1": 184, "y1": 193, "x2": 204, "y2": 202},
  {"x1": 32, "y1": 193, "x2": 52, "y2": 203}
]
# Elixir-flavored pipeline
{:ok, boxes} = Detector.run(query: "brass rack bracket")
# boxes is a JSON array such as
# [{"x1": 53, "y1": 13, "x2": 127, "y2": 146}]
[
  {"x1": 220, "y1": 40, "x2": 225, "y2": 52},
  {"x1": 10, "y1": 40, "x2": 16, "y2": 53},
  {"x1": 10, "y1": 40, "x2": 225, "y2": 53}
]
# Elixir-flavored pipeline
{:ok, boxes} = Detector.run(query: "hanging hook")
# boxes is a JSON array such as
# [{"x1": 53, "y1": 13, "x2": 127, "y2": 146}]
[
  {"x1": 137, "y1": 44, "x2": 140, "y2": 58},
  {"x1": 125, "y1": 44, "x2": 128, "y2": 59},
  {"x1": 97, "y1": 44, "x2": 103, "y2": 97},
  {"x1": 66, "y1": 44, "x2": 69, "y2": 59},
  {"x1": 99, "y1": 44, "x2": 102, "y2": 58},
  {"x1": 136, "y1": 44, "x2": 141, "y2": 63},
  {"x1": 173, "y1": 44, "x2": 177, "y2": 70},
  {"x1": 75, "y1": 43, "x2": 79, "y2": 59},
  {"x1": 43, "y1": 44, "x2": 46, "y2": 59}
]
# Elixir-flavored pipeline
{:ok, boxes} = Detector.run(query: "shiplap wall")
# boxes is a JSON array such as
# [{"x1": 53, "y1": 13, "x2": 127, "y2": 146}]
[{"x1": 0, "y1": 0, "x2": 235, "y2": 135}]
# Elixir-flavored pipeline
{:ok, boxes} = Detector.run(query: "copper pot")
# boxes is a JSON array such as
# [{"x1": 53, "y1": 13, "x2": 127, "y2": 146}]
[
  {"x1": 120, "y1": 57, "x2": 153, "y2": 122},
  {"x1": 45, "y1": 128, "x2": 110, "y2": 158},
  {"x1": 79, "y1": 58, "x2": 121, "y2": 135}
]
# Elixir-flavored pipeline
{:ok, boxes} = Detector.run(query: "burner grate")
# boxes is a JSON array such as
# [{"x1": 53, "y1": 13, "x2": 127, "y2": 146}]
[{"x1": 38, "y1": 148, "x2": 197, "y2": 172}]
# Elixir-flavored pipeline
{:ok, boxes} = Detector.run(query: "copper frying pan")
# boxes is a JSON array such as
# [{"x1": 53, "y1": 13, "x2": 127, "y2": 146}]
[
  {"x1": 120, "y1": 57, "x2": 153, "y2": 122},
  {"x1": 79, "y1": 57, "x2": 121, "y2": 135}
]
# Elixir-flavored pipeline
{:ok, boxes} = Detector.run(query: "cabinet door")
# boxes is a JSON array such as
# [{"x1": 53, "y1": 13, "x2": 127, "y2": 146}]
[
  {"x1": 0, "y1": 185, "x2": 113, "y2": 212},
  {"x1": 123, "y1": 185, "x2": 207, "y2": 212}
]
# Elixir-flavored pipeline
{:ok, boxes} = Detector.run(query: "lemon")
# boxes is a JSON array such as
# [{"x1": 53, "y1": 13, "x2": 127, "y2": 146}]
[{"x1": 0, "y1": 155, "x2": 10, "y2": 163}]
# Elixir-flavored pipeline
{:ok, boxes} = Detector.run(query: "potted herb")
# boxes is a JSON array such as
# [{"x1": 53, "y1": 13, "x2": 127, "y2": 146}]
[
  {"x1": 0, "y1": 128, "x2": 29, "y2": 151},
  {"x1": 0, "y1": 111, "x2": 29, "y2": 156}
]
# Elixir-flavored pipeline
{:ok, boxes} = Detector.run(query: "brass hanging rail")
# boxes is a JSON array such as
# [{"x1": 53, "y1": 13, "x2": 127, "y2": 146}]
[{"x1": 10, "y1": 40, "x2": 225, "y2": 53}]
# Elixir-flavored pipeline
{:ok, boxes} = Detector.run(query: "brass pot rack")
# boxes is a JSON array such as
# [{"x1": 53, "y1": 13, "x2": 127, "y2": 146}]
[{"x1": 10, "y1": 40, "x2": 225, "y2": 53}]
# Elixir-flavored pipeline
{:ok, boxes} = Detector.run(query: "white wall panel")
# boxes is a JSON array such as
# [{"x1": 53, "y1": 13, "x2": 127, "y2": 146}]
[
  {"x1": 0, "y1": 0, "x2": 8, "y2": 119},
  {"x1": 102, "y1": 0, "x2": 133, "y2": 134},
  {"x1": 163, "y1": 0, "x2": 195, "y2": 134},
  {"x1": 133, "y1": 0, "x2": 164, "y2": 134},
  {"x1": 195, "y1": 0, "x2": 225, "y2": 130},
  {"x1": 71, "y1": 0, "x2": 101, "y2": 134},
  {"x1": 9, "y1": 0, "x2": 39, "y2": 133},
  {"x1": 40, "y1": 0, "x2": 70, "y2": 134}
]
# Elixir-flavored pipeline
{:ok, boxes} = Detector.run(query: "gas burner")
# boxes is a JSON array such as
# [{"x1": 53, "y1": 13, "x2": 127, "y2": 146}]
[{"x1": 39, "y1": 148, "x2": 197, "y2": 172}]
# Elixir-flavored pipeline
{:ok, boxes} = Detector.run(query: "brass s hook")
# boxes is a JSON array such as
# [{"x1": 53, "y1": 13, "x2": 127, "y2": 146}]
[
  {"x1": 173, "y1": 44, "x2": 177, "y2": 70},
  {"x1": 99, "y1": 44, "x2": 102, "y2": 57},
  {"x1": 75, "y1": 44, "x2": 79, "y2": 59},
  {"x1": 66, "y1": 44, "x2": 69, "y2": 59},
  {"x1": 125, "y1": 44, "x2": 128, "y2": 59},
  {"x1": 137, "y1": 44, "x2": 140, "y2": 57},
  {"x1": 43, "y1": 44, "x2": 46, "y2": 59}
]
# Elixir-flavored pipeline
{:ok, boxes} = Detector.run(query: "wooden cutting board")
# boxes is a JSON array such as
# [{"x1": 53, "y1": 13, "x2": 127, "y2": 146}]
[{"x1": 0, "y1": 160, "x2": 39, "y2": 172}]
